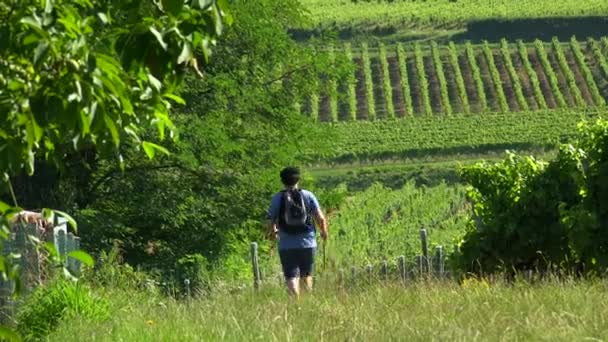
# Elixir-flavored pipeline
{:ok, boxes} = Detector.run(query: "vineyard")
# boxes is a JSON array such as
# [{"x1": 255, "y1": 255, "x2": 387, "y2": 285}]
[
  {"x1": 307, "y1": 109, "x2": 600, "y2": 163},
  {"x1": 298, "y1": 0, "x2": 608, "y2": 42},
  {"x1": 305, "y1": 37, "x2": 608, "y2": 121}
]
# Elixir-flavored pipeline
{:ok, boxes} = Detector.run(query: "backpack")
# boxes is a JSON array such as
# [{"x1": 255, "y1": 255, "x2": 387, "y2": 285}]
[{"x1": 278, "y1": 189, "x2": 310, "y2": 235}]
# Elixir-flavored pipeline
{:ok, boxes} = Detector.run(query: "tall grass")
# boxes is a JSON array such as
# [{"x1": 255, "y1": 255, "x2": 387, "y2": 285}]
[{"x1": 48, "y1": 279, "x2": 608, "y2": 341}]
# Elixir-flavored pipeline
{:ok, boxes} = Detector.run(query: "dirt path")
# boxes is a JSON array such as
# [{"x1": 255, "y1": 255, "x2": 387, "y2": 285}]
[
  {"x1": 547, "y1": 50, "x2": 576, "y2": 107},
  {"x1": 407, "y1": 56, "x2": 424, "y2": 116},
  {"x1": 458, "y1": 55, "x2": 481, "y2": 113},
  {"x1": 354, "y1": 58, "x2": 369, "y2": 120},
  {"x1": 528, "y1": 51, "x2": 558, "y2": 108},
  {"x1": 424, "y1": 55, "x2": 443, "y2": 115},
  {"x1": 371, "y1": 57, "x2": 387, "y2": 119},
  {"x1": 511, "y1": 51, "x2": 538, "y2": 110},
  {"x1": 477, "y1": 52, "x2": 500, "y2": 112},
  {"x1": 442, "y1": 54, "x2": 463, "y2": 114},
  {"x1": 388, "y1": 56, "x2": 406, "y2": 118},
  {"x1": 565, "y1": 50, "x2": 595, "y2": 106},
  {"x1": 494, "y1": 51, "x2": 520, "y2": 112}
]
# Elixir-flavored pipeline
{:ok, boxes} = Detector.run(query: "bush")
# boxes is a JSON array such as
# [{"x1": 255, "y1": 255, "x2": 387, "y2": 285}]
[
  {"x1": 453, "y1": 119, "x2": 608, "y2": 275},
  {"x1": 17, "y1": 279, "x2": 109, "y2": 340}
]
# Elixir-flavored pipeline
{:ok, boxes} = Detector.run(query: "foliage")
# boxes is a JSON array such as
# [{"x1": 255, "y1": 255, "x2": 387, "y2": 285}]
[
  {"x1": 500, "y1": 39, "x2": 529, "y2": 111},
  {"x1": 308, "y1": 38, "x2": 606, "y2": 120},
  {"x1": 517, "y1": 39, "x2": 547, "y2": 110},
  {"x1": 534, "y1": 39, "x2": 567, "y2": 108},
  {"x1": 0, "y1": 0, "x2": 228, "y2": 179},
  {"x1": 361, "y1": 42, "x2": 376, "y2": 119},
  {"x1": 16, "y1": 279, "x2": 109, "y2": 340},
  {"x1": 551, "y1": 37, "x2": 585, "y2": 107},
  {"x1": 431, "y1": 41, "x2": 452, "y2": 115},
  {"x1": 307, "y1": 109, "x2": 594, "y2": 164},
  {"x1": 55, "y1": 0, "x2": 335, "y2": 282},
  {"x1": 326, "y1": 182, "x2": 467, "y2": 269},
  {"x1": 454, "y1": 119, "x2": 608, "y2": 275},
  {"x1": 47, "y1": 277, "x2": 608, "y2": 341}
]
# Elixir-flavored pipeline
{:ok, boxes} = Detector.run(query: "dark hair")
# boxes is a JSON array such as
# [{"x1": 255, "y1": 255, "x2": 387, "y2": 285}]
[{"x1": 280, "y1": 167, "x2": 300, "y2": 186}]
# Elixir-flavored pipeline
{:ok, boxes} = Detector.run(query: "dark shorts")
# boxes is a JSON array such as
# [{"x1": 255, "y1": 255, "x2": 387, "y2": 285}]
[{"x1": 279, "y1": 248, "x2": 316, "y2": 279}]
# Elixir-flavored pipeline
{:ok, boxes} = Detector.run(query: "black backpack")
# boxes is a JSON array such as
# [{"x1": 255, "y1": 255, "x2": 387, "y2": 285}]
[{"x1": 278, "y1": 189, "x2": 310, "y2": 235}]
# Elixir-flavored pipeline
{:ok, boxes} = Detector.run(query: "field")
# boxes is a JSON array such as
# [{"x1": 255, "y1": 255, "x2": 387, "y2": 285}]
[
  {"x1": 306, "y1": 109, "x2": 599, "y2": 164},
  {"x1": 47, "y1": 280, "x2": 608, "y2": 341},
  {"x1": 305, "y1": 38, "x2": 608, "y2": 121},
  {"x1": 296, "y1": 0, "x2": 608, "y2": 43}
]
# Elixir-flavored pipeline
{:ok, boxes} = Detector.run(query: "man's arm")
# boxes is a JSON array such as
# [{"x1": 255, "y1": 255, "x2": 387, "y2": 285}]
[
  {"x1": 266, "y1": 220, "x2": 278, "y2": 240},
  {"x1": 266, "y1": 195, "x2": 280, "y2": 240},
  {"x1": 314, "y1": 209, "x2": 328, "y2": 240}
]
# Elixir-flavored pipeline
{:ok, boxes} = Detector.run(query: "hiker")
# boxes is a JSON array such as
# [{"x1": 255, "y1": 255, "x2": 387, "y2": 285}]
[{"x1": 266, "y1": 167, "x2": 328, "y2": 297}]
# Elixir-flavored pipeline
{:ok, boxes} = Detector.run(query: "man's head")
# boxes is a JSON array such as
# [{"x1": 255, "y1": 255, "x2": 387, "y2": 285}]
[{"x1": 280, "y1": 167, "x2": 300, "y2": 187}]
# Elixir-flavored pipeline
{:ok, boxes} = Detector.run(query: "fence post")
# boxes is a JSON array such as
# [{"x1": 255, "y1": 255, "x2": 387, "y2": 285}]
[
  {"x1": 420, "y1": 228, "x2": 429, "y2": 274},
  {"x1": 73, "y1": 236, "x2": 82, "y2": 275},
  {"x1": 381, "y1": 260, "x2": 388, "y2": 280},
  {"x1": 351, "y1": 266, "x2": 357, "y2": 286},
  {"x1": 398, "y1": 255, "x2": 406, "y2": 282},
  {"x1": 435, "y1": 245, "x2": 444, "y2": 278},
  {"x1": 366, "y1": 264, "x2": 373, "y2": 282},
  {"x1": 415, "y1": 255, "x2": 423, "y2": 277},
  {"x1": 66, "y1": 233, "x2": 75, "y2": 271},
  {"x1": 57, "y1": 230, "x2": 67, "y2": 258},
  {"x1": 184, "y1": 279, "x2": 191, "y2": 298},
  {"x1": 250, "y1": 242, "x2": 261, "y2": 290}
]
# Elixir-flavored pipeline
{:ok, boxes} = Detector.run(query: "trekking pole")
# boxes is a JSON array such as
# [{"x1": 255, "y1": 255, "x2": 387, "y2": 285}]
[{"x1": 323, "y1": 239, "x2": 327, "y2": 273}]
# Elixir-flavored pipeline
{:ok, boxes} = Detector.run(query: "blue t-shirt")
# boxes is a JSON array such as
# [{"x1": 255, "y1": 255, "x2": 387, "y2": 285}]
[{"x1": 267, "y1": 189, "x2": 320, "y2": 250}]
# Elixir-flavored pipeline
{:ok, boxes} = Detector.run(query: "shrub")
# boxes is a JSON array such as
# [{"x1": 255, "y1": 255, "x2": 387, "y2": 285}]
[
  {"x1": 17, "y1": 279, "x2": 109, "y2": 340},
  {"x1": 453, "y1": 119, "x2": 608, "y2": 275}
]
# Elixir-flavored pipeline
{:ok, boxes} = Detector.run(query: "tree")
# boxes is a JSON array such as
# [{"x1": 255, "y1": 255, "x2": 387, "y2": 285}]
[
  {"x1": 0, "y1": 0, "x2": 229, "y2": 339},
  {"x1": 58, "y1": 0, "x2": 344, "y2": 283}
]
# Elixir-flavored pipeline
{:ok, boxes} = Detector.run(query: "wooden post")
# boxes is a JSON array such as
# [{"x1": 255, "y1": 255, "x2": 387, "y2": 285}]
[
  {"x1": 57, "y1": 230, "x2": 67, "y2": 258},
  {"x1": 381, "y1": 260, "x2": 388, "y2": 280},
  {"x1": 66, "y1": 233, "x2": 75, "y2": 270},
  {"x1": 366, "y1": 264, "x2": 373, "y2": 282},
  {"x1": 420, "y1": 228, "x2": 429, "y2": 274},
  {"x1": 184, "y1": 279, "x2": 191, "y2": 298},
  {"x1": 73, "y1": 236, "x2": 81, "y2": 275},
  {"x1": 435, "y1": 245, "x2": 444, "y2": 277},
  {"x1": 250, "y1": 242, "x2": 261, "y2": 290},
  {"x1": 398, "y1": 255, "x2": 406, "y2": 282},
  {"x1": 415, "y1": 255, "x2": 423, "y2": 277},
  {"x1": 351, "y1": 266, "x2": 357, "y2": 285}
]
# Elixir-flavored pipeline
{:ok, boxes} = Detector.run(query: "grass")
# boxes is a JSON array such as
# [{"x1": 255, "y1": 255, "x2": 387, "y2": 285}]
[{"x1": 48, "y1": 279, "x2": 608, "y2": 341}]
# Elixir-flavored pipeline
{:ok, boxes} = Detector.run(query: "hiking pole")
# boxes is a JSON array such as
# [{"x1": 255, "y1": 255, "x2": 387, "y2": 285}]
[{"x1": 323, "y1": 239, "x2": 327, "y2": 273}]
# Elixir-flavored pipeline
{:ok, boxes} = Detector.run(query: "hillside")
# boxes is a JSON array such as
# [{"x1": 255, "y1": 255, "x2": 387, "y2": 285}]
[{"x1": 304, "y1": 38, "x2": 608, "y2": 121}]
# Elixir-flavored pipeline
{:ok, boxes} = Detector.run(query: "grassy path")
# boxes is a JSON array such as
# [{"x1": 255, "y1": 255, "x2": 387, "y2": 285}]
[{"x1": 49, "y1": 280, "x2": 608, "y2": 341}]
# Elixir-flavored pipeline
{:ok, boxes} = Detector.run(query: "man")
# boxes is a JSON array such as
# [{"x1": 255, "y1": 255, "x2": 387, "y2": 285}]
[{"x1": 266, "y1": 167, "x2": 328, "y2": 298}]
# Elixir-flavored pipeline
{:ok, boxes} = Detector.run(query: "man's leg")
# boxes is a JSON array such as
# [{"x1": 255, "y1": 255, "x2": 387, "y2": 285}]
[
  {"x1": 299, "y1": 248, "x2": 316, "y2": 292},
  {"x1": 286, "y1": 277, "x2": 300, "y2": 298},
  {"x1": 279, "y1": 249, "x2": 300, "y2": 298}
]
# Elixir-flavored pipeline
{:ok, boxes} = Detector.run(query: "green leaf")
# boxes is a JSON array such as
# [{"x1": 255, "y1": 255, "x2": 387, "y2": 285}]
[
  {"x1": 44, "y1": 0, "x2": 54, "y2": 14},
  {"x1": 97, "y1": 12, "x2": 108, "y2": 24},
  {"x1": 177, "y1": 43, "x2": 192, "y2": 65},
  {"x1": 44, "y1": 241, "x2": 58, "y2": 259},
  {"x1": 162, "y1": 0, "x2": 184, "y2": 15},
  {"x1": 53, "y1": 210, "x2": 77, "y2": 232},
  {"x1": 0, "y1": 326, "x2": 22, "y2": 342},
  {"x1": 149, "y1": 27, "x2": 168, "y2": 51},
  {"x1": 0, "y1": 201, "x2": 10, "y2": 214},
  {"x1": 68, "y1": 250, "x2": 94, "y2": 267},
  {"x1": 142, "y1": 141, "x2": 170, "y2": 160},
  {"x1": 20, "y1": 16, "x2": 41, "y2": 30},
  {"x1": 33, "y1": 42, "x2": 49, "y2": 66},
  {"x1": 103, "y1": 114, "x2": 120, "y2": 147},
  {"x1": 198, "y1": 0, "x2": 214, "y2": 10},
  {"x1": 164, "y1": 94, "x2": 186, "y2": 105},
  {"x1": 148, "y1": 74, "x2": 162, "y2": 92}
]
